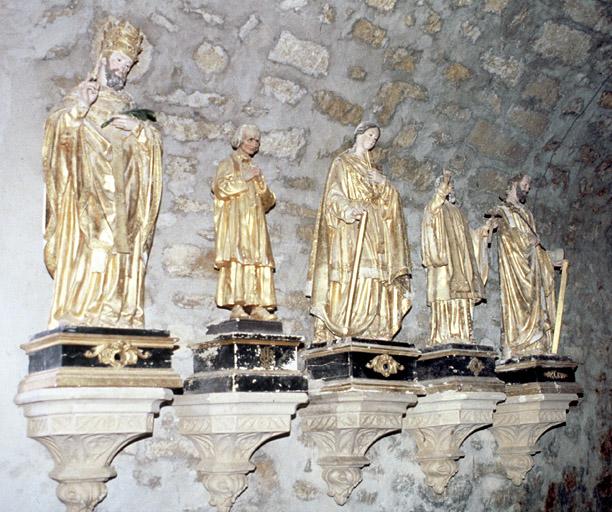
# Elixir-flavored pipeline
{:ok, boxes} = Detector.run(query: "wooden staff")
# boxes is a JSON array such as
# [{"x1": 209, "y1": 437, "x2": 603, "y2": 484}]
[
  {"x1": 344, "y1": 211, "x2": 368, "y2": 331},
  {"x1": 552, "y1": 259, "x2": 569, "y2": 354}
]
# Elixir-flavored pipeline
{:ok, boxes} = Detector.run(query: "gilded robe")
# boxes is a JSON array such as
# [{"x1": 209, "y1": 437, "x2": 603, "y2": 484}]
[
  {"x1": 496, "y1": 202, "x2": 556, "y2": 355},
  {"x1": 421, "y1": 190, "x2": 489, "y2": 344},
  {"x1": 212, "y1": 151, "x2": 276, "y2": 309},
  {"x1": 308, "y1": 151, "x2": 412, "y2": 342},
  {"x1": 43, "y1": 88, "x2": 162, "y2": 328}
]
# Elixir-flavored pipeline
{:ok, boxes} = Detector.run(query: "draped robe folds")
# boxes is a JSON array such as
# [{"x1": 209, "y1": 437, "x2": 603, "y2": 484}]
[
  {"x1": 496, "y1": 203, "x2": 556, "y2": 356},
  {"x1": 308, "y1": 151, "x2": 412, "y2": 343},
  {"x1": 212, "y1": 151, "x2": 276, "y2": 309},
  {"x1": 43, "y1": 88, "x2": 162, "y2": 328},
  {"x1": 421, "y1": 191, "x2": 489, "y2": 344}
]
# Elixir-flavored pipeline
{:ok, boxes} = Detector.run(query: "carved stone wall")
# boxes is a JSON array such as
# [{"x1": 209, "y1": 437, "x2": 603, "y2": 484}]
[{"x1": 1, "y1": 1, "x2": 610, "y2": 511}]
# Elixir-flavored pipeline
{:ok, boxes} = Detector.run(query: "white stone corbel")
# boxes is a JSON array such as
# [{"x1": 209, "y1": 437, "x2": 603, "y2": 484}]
[
  {"x1": 402, "y1": 390, "x2": 505, "y2": 494},
  {"x1": 300, "y1": 390, "x2": 417, "y2": 505},
  {"x1": 14, "y1": 387, "x2": 172, "y2": 512},
  {"x1": 173, "y1": 392, "x2": 308, "y2": 512},
  {"x1": 490, "y1": 392, "x2": 579, "y2": 485}
]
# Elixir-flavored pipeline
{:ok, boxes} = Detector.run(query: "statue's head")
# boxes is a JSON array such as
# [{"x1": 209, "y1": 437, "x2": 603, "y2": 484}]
[
  {"x1": 231, "y1": 124, "x2": 261, "y2": 157},
  {"x1": 95, "y1": 20, "x2": 143, "y2": 90},
  {"x1": 353, "y1": 121, "x2": 380, "y2": 150},
  {"x1": 507, "y1": 173, "x2": 532, "y2": 203}
]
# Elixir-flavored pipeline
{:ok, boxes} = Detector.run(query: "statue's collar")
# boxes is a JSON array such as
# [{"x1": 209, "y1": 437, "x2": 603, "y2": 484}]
[{"x1": 234, "y1": 149, "x2": 252, "y2": 163}]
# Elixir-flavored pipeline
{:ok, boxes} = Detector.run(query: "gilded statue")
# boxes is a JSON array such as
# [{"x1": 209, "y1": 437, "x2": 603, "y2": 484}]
[
  {"x1": 492, "y1": 174, "x2": 563, "y2": 357},
  {"x1": 212, "y1": 124, "x2": 278, "y2": 321},
  {"x1": 307, "y1": 122, "x2": 412, "y2": 343},
  {"x1": 421, "y1": 171, "x2": 494, "y2": 345},
  {"x1": 43, "y1": 20, "x2": 162, "y2": 328}
]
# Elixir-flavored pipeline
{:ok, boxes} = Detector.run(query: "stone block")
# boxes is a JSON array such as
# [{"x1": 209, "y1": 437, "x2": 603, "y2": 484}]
[
  {"x1": 351, "y1": 18, "x2": 386, "y2": 48},
  {"x1": 534, "y1": 22, "x2": 591, "y2": 66},
  {"x1": 445, "y1": 63, "x2": 472, "y2": 84},
  {"x1": 260, "y1": 127, "x2": 307, "y2": 161},
  {"x1": 366, "y1": 0, "x2": 396, "y2": 12},
  {"x1": 194, "y1": 40, "x2": 229, "y2": 74},
  {"x1": 481, "y1": 50, "x2": 523, "y2": 86},
  {"x1": 508, "y1": 106, "x2": 550, "y2": 137},
  {"x1": 313, "y1": 90, "x2": 364, "y2": 126},
  {"x1": 268, "y1": 31, "x2": 329, "y2": 77},
  {"x1": 467, "y1": 119, "x2": 528, "y2": 165},
  {"x1": 374, "y1": 81, "x2": 428, "y2": 126},
  {"x1": 261, "y1": 76, "x2": 307, "y2": 105}
]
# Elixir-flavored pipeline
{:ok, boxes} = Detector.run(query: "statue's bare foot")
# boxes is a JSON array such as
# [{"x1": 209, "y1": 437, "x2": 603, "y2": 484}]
[
  {"x1": 230, "y1": 305, "x2": 250, "y2": 320},
  {"x1": 250, "y1": 306, "x2": 278, "y2": 321}
]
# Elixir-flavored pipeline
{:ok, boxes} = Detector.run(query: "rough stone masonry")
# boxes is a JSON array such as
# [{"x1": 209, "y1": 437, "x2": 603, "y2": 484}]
[{"x1": 0, "y1": 1, "x2": 610, "y2": 511}]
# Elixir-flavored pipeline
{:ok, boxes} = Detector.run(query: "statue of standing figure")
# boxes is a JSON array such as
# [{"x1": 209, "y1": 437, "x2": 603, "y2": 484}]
[
  {"x1": 212, "y1": 124, "x2": 278, "y2": 321},
  {"x1": 492, "y1": 174, "x2": 563, "y2": 358},
  {"x1": 43, "y1": 19, "x2": 162, "y2": 328},
  {"x1": 421, "y1": 171, "x2": 495, "y2": 345},
  {"x1": 307, "y1": 122, "x2": 412, "y2": 343}
]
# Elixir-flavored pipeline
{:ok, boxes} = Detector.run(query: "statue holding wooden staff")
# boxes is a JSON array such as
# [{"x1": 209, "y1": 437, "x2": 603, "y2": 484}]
[
  {"x1": 490, "y1": 174, "x2": 568, "y2": 358},
  {"x1": 307, "y1": 122, "x2": 412, "y2": 343}
]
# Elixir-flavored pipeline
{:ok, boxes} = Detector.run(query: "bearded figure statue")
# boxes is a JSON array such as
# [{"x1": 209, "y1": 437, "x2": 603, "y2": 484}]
[
  {"x1": 42, "y1": 19, "x2": 162, "y2": 328},
  {"x1": 493, "y1": 174, "x2": 561, "y2": 357}
]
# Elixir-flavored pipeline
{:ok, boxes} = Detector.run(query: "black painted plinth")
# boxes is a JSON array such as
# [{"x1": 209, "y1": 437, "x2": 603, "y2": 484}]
[
  {"x1": 496, "y1": 354, "x2": 578, "y2": 384},
  {"x1": 206, "y1": 319, "x2": 283, "y2": 335},
  {"x1": 302, "y1": 339, "x2": 421, "y2": 386},
  {"x1": 23, "y1": 326, "x2": 176, "y2": 373},
  {"x1": 29, "y1": 325, "x2": 170, "y2": 341},
  {"x1": 416, "y1": 343, "x2": 504, "y2": 393},
  {"x1": 495, "y1": 355, "x2": 582, "y2": 396},
  {"x1": 185, "y1": 324, "x2": 307, "y2": 393},
  {"x1": 418, "y1": 343, "x2": 498, "y2": 380},
  {"x1": 19, "y1": 326, "x2": 183, "y2": 391}
]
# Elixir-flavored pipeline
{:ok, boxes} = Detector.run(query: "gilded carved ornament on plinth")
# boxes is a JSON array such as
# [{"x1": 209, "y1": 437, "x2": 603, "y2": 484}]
[{"x1": 84, "y1": 340, "x2": 151, "y2": 368}]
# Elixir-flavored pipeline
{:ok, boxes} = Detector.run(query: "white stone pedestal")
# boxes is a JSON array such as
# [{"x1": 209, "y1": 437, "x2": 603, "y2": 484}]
[
  {"x1": 173, "y1": 392, "x2": 308, "y2": 512},
  {"x1": 402, "y1": 390, "x2": 505, "y2": 493},
  {"x1": 300, "y1": 390, "x2": 417, "y2": 505},
  {"x1": 490, "y1": 392, "x2": 579, "y2": 484},
  {"x1": 14, "y1": 387, "x2": 172, "y2": 512}
]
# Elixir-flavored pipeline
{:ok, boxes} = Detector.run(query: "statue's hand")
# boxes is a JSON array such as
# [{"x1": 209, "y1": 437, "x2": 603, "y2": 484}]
[
  {"x1": 484, "y1": 217, "x2": 499, "y2": 234},
  {"x1": 77, "y1": 80, "x2": 99, "y2": 108},
  {"x1": 437, "y1": 169, "x2": 453, "y2": 196},
  {"x1": 345, "y1": 204, "x2": 366, "y2": 223},
  {"x1": 110, "y1": 115, "x2": 141, "y2": 133},
  {"x1": 527, "y1": 232, "x2": 541, "y2": 248},
  {"x1": 368, "y1": 168, "x2": 385, "y2": 185},
  {"x1": 244, "y1": 167, "x2": 262, "y2": 181},
  {"x1": 549, "y1": 248, "x2": 565, "y2": 267}
]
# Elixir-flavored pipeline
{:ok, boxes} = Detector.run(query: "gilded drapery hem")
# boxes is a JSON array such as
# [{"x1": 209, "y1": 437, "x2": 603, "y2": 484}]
[{"x1": 216, "y1": 261, "x2": 277, "y2": 309}]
